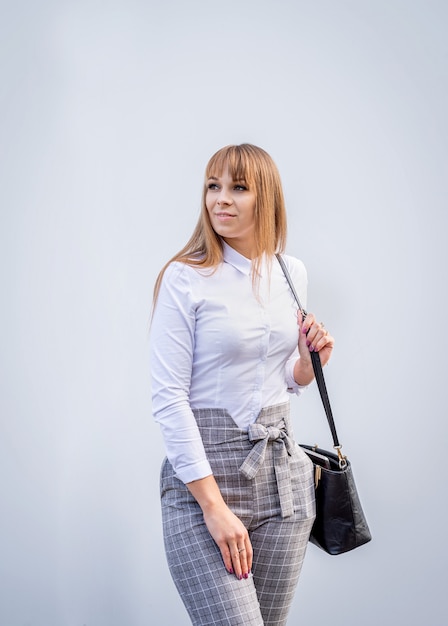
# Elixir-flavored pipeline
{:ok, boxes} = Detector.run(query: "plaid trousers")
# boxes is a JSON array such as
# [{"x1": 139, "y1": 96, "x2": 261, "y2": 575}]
[{"x1": 160, "y1": 403, "x2": 316, "y2": 626}]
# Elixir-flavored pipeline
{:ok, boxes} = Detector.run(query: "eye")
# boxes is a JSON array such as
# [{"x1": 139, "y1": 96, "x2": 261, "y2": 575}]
[
  {"x1": 207, "y1": 183, "x2": 220, "y2": 190},
  {"x1": 234, "y1": 184, "x2": 248, "y2": 191}
]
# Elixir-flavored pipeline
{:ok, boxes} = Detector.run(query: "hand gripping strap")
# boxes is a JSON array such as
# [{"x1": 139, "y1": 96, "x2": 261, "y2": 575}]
[{"x1": 276, "y1": 254, "x2": 341, "y2": 451}]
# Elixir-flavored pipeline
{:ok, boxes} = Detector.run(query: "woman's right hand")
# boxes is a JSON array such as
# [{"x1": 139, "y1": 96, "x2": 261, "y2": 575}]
[
  {"x1": 186, "y1": 475, "x2": 253, "y2": 579},
  {"x1": 203, "y1": 501, "x2": 253, "y2": 579}
]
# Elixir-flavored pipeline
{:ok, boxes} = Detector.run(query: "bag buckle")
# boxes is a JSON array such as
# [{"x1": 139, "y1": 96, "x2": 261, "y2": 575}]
[{"x1": 334, "y1": 445, "x2": 347, "y2": 470}]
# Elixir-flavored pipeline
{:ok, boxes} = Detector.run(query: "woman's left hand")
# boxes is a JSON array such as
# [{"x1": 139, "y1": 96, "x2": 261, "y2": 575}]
[{"x1": 294, "y1": 312, "x2": 334, "y2": 385}]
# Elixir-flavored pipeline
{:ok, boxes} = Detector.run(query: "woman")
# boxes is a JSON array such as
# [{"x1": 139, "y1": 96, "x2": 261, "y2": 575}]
[{"x1": 150, "y1": 143, "x2": 334, "y2": 626}]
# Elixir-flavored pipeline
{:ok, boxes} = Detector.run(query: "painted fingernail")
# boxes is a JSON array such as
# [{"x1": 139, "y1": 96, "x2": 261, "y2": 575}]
[
  {"x1": 243, "y1": 573, "x2": 249, "y2": 579},
  {"x1": 302, "y1": 327, "x2": 308, "y2": 334},
  {"x1": 228, "y1": 567, "x2": 234, "y2": 574},
  {"x1": 309, "y1": 345, "x2": 314, "y2": 352},
  {"x1": 238, "y1": 574, "x2": 243, "y2": 580},
  {"x1": 306, "y1": 341, "x2": 310, "y2": 347}
]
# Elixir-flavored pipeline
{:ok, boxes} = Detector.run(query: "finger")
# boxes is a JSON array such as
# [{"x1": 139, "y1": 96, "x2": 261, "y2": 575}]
[
  {"x1": 305, "y1": 324, "x2": 321, "y2": 351},
  {"x1": 236, "y1": 546, "x2": 248, "y2": 579},
  {"x1": 299, "y1": 312, "x2": 315, "y2": 335},
  {"x1": 298, "y1": 314, "x2": 316, "y2": 352},
  {"x1": 230, "y1": 544, "x2": 244, "y2": 579},
  {"x1": 313, "y1": 331, "x2": 334, "y2": 353},
  {"x1": 304, "y1": 318, "x2": 327, "y2": 351},
  {"x1": 308, "y1": 325, "x2": 327, "y2": 348},
  {"x1": 220, "y1": 544, "x2": 234, "y2": 574},
  {"x1": 236, "y1": 539, "x2": 252, "y2": 579},
  {"x1": 314, "y1": 335, "x2": 335, "y2": 368},
  {"x1": 244, "y1": 536, "x2": 253, "y2": 573},
  {"x1": 298, "y1": 311, "x2": 334, "y2": 364},
  {"x1": 229, "y1": 536, "x2": 252, "y2": 580}
]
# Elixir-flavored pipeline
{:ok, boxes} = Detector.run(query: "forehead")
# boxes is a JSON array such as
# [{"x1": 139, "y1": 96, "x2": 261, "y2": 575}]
[{"x1": 206, "y1": 152, "x2": 253, "y2": 183}]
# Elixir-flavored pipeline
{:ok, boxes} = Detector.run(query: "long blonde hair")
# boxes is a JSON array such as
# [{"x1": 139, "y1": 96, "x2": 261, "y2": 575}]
[{"x1": 152, "y1": 143, "x2": 288, "y2": 304}]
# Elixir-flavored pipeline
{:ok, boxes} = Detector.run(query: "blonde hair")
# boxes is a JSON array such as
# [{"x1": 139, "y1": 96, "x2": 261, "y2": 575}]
[{"x1": 152, "y1": 143, "x2": 288, "y2": 304}]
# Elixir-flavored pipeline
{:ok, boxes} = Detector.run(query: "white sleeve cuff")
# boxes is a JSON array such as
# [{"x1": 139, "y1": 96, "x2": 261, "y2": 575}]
[{"x1": 174, "y1": 459, "x2": 213, "y2": 484}]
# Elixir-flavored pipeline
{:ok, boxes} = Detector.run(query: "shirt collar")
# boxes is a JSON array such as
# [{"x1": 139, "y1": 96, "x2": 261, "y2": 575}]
[{"x1": 222, "y1": 240, "x2": 252, "y2": 276}]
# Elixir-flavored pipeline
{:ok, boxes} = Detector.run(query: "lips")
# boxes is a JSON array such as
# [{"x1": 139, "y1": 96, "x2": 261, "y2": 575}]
[{"x1": 215, "y1": 212, "x2": 236, "y2": 218}]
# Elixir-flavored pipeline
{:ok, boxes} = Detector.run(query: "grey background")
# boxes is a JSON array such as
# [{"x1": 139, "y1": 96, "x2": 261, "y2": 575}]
[{"x1": 1, "y1": 1, "x2": 446, "y2": 625}]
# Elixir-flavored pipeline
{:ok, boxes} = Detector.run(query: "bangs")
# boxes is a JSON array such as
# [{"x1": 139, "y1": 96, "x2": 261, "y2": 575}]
[{"x1": 205, "y1": 145, "x2": 256, "y2": 184}]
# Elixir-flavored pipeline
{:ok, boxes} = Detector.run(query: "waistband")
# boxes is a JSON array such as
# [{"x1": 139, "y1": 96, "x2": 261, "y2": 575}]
[{"x1": 193, "y1": 403, "x2": 296, "y2": 518}]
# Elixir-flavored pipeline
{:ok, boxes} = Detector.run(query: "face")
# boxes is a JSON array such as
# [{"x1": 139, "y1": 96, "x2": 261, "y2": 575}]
[{"x1": 205, "y1": 167, "x2": 257, "y2": 258}]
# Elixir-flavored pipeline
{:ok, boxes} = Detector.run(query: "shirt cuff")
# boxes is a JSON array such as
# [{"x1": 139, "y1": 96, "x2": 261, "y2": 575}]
[{"x1": 174, "y1": 459, "x2": 213, "y2": 484}]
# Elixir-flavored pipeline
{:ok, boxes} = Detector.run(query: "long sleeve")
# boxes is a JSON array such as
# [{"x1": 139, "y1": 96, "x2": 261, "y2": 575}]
[{"x1": 149, "y1": 262, "x2": 212, "y2": 483}]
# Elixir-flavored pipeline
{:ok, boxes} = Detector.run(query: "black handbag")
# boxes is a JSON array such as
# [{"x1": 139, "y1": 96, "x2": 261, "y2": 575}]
[{"x1": 277, "y1": 254, "x2": 372, "y2": 556}]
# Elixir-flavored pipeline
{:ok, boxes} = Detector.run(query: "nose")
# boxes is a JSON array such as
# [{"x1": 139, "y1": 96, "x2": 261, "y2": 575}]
[{"x1": 217, "y1": 187, "x2": 232, "y2": 206}]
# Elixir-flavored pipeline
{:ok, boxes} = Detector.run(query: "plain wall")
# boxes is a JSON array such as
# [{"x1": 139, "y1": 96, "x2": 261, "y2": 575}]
[{"x1": 1, "y1": 1, "x2": 447, "y2": 624}]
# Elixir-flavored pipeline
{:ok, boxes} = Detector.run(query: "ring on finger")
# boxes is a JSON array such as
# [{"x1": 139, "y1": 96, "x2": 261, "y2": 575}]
[{"x1": 238, "y1": 547, "x2": 246, "y2": 553}]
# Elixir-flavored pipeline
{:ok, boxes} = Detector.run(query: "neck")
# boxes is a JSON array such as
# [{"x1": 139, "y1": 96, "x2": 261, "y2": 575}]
[{"x1": 223, "y1": 237, "x2": 256, "y2": 260}]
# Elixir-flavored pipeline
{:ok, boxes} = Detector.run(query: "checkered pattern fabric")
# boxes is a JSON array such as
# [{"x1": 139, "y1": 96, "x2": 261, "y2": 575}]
[{"x1": 160, "y1": 403, "x2": 316, "y2": 626}]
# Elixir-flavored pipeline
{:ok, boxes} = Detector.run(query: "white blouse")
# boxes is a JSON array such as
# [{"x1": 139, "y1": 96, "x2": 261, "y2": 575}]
[{"x1": 149, "y1": 241, "x2": 308, "y2": 484}]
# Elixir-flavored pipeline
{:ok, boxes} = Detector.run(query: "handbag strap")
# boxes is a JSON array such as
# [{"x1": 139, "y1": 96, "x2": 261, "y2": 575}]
[{"x1": 276, "y1": 254, "x2": 346, "y2": 465}]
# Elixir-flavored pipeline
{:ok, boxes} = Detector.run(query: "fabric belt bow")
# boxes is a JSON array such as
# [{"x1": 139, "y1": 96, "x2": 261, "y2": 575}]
[{"x1": 239, "y1": 420, "x2": 296, "y2": 518}]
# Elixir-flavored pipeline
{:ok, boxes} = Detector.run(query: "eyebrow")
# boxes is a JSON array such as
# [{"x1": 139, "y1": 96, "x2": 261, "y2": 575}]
[{"x1": 207, "y1": 176, "x2": 247, "y2": 183}]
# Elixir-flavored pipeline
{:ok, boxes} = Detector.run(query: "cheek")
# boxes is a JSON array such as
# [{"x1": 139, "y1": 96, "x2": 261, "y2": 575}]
[
  {"x1": 246, "y1": 196, "x2": 256, "y2": 217},
  {"x1": 246, "y1": 201, "x2": 256, "y2": 223},
  {"x1": 205, "y1": 200, "x2": 215, "y2": 223},
  {"x1": 205, "y1": 192, "x2": 214, "y2": 210}
]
